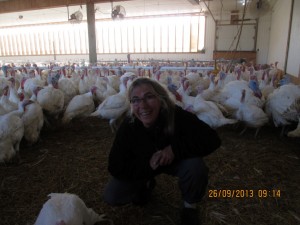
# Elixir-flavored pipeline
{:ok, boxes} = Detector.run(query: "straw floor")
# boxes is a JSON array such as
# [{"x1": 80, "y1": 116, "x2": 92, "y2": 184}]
[{"x1": 0, "y1": 117, "x2": 299, "y2": 225}]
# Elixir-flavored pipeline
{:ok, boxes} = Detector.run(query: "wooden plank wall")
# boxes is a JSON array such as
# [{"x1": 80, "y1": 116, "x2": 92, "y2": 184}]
[
  {"x1": 213, "y1": 51, "x2": 257, "y2": 64},
  {"x1": 0, "y1": 0, "x2": 126, "y2": 13}
]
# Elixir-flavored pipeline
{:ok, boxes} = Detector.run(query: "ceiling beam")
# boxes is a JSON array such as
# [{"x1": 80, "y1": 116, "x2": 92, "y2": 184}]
[
  {"x1": 0, "y1": 0, "x2": 127, "y2": 14},
  {"x1": 186, "y1": 0, "x2": 199, "y2": 5}
]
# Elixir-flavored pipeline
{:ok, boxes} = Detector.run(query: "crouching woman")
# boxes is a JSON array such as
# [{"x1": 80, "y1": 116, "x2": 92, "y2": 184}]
[{"x1": 104, "y1": 77, "x2": 221, "y2": 225}]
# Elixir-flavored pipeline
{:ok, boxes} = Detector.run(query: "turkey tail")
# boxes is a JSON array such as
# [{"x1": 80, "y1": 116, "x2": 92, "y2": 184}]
[
  {"x1": 223, "y1": 118, "x2": 238, "y2": 125},
  {"x1": 287, "y1": 118, "x2": 300, "y2": 138},
  {"x1": 90, "y1": 110, "x2": 101, "y2": 117},
  {"x1": 215, "y1": 102, "x2": 234, "y2": 117},
  {"x1": 282, "y1": 97, "x2": 300, "y2": 121},
  {"x1": 42, "y1": 113, "x2": 51, "y2": 127},
  {"x1": 90, "y1": 100, "x2": 105, "y2": 117},
  {"x1": 109, "y1": 110, "x2": 129, "y2": 133},
  {"x1": 87, "y1": 210, "x2": 112, "y2": 224},
  {"x1": 96, "y1": 214, "x2": 114, "y2": 225},
  {"x1": 61, "y1": 115, "x2": 71, "y2": 124},
  {"x1": 215, "y1": 118, "x2": 238, "y2": 129}
]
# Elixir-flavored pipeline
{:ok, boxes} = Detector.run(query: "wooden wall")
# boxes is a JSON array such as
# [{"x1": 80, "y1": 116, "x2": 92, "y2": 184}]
[
  {"x1": 0, "y1": 0, "x2": 125, "y2": 13},
  {"x1": 213, "y1": 51, "x2": 257, "y2": 64}
]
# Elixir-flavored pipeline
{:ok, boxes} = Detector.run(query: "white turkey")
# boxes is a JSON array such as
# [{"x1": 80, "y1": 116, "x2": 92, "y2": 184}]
[
  {"x1": 235, "y1": 89, "x2": 269, "y2": 137},
  {"x1": 0, "y1": 85, "x2": 18, "y2": 114},
  {"x1": 21, "y1": 99, "x2": 44, "y2": 145},
  {"x1": 68, "y1": 65, "x2": 81, "y2": 88},
  {"x1": 1, "y1": 65, "x2": 9, "y2": 77},
  {"x1": 0, "y1": 65, "x2": 10, "y2": 96},
  {"x1": 194, "y1": 86, "x2": 238, "y2": 129},
  {"x1": 7, "y1": 77, "x2": 23, "y2": 105},
  {"x1": 122, "y1": 71, "x2": 137, "y2": 88},
  {"x1": 58, "y1": 67, "x2": 79, "y2": 108},
  {"x1": 0, "y1": 101, "x2": 26, "y2": 162},
  {"x1": 166, "y1": 76, "x2": 184, "y2": 108},
  {"x1": 200, "y1": 73, "x2": 218, "y2": 101},
  {"x1": 21, "y1": 69, "x2": 46, "y2": 98},
  {"x1": 259, "y1": 69, "x2": 277, "y2": 99},
  {"x1": 213, "y1": 78, "x2": 264, "y2": 116},
  {"x1": 265, "y1": 83, "x2": 300, "y2": 135},
  {"x1": 86, "y1": 66, "x2": 98, "y2": 85},
  {"x1": 152, "y1": 71, "x2": 182, "y2": 107},
  {"x1": 287, "y1": 118, "x2": 300, "y2": 138},
  {"x1": 34, "y1": 193, "x2": 110, "y2": 225},
  {"x1": 0, "y1": 104, "x2": 6, "y2": 116},
  {"x1": 268, "y1": 61, "x2": 282, "y2": 82},
  {"x1": 96, "y1": 76, "x2": 118, "y2": 102},
  {"x1": 179, "y1": 78, "x2": 196, "y2": 112},
  {"x1": 240, "y1": 63, "x2": 252, "y2": 81},
  {"x1": 106, "y1": 74, "x2": 121, "y2": 92},
  {"x1": 93, "y1": 78, "x2": 108, "y2": 105},
  {"x1": 95, "y1": 70, "x2": 107, "y2": 89},
  {"x1": 282, "y1": 98, "x2": 300, "y2": 138},
  {"x1": 62, "y1": 86, "x2": 98, "y2": 124},
  {"x1": 37, "y1": 72, "x2": 65, "y2": 121},
  {"x1": 153, "y1": 70, "x2": 182, "y2": 90},
  {"x1": 184, "y1": 71, "x2": 203, "y2": 96},
  {"x1": 223, "y1": 66, "x2": 238, "y2": 85},
  {"x1": 90, "y1": 75, "x2": 130, "y2": 132},
  {"x1": 79, "y1": 67, "x2": 93, "y2": 94},
  {"x1": 215, "y1": 71, "x2": 227, "y2": 90},
  {"x1": 0, "y1": 76, "x2": 10, "y2": 96}
]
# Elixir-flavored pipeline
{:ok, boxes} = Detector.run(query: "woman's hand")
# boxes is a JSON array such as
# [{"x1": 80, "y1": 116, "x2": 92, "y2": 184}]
[
  {"x1": 159, "y1": 145, "x2": 174, "y2": 166},
  {"x1": 149, "y1": 145, "x2": 174, "y2": 170},
  {"x1": 150, "y1": 151, "x2": 162, "y2": 170}
]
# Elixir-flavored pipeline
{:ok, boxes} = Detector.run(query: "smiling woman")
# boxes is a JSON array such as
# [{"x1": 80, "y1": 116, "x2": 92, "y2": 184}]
[
  {"x1": 129, "y1": 85, "x2": 161, "y2": 128},
  {"x1": 104, "y1": 77, "x2": 221, "y2": 225}
]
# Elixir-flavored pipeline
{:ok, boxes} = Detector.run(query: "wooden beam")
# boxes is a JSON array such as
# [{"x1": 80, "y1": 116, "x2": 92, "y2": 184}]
[
  {"x1": 213, "y1": 51, "x2": 257, "y2": 64},
  {"x1": 86, "y1": 1, "x2": 97, "y2": 64},
  {"x1": 0, "y1": 0, "x2": 127, "y2": 14},
  {"x1": 186, "y1": 0, "x2": 199, "y2": 5}
]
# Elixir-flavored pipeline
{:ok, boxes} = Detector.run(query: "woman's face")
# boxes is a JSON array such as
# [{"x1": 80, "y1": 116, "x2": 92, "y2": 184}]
[{"x1": 130, "y1": 83, "x2": 161, "y2": 128}]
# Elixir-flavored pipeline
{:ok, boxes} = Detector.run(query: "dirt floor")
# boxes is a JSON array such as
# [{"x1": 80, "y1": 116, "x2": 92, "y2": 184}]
[{"x1": 0, "y1": 116, "x2": 299, "y2": 225}]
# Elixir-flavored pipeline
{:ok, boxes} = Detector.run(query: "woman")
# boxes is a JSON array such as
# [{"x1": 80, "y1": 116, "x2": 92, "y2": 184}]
[{"x1": 103, "y1": 77, "x2": 221, "y2": 225}]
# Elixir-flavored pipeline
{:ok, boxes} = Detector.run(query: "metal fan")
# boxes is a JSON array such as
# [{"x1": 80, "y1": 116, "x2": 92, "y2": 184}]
[
  {"x1": 111, "y1": 5, "x2": 126, "y2": 20},
  {"x1": 248, "y1": 0, "x2": 272, "y2": 18},
  {"x1": 68, "y1": 6, "x2": 83, "y2": 24}
]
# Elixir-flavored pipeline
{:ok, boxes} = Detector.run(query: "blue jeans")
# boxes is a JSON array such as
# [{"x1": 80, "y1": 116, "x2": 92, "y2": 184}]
[{"x1": 103, "y1": 157, "x2": 209, "y2": 205}]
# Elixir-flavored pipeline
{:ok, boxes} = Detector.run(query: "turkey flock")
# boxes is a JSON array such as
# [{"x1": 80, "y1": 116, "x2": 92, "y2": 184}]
[{"x1": 1, "y1": 61, "x2": 300, "y2": 163}]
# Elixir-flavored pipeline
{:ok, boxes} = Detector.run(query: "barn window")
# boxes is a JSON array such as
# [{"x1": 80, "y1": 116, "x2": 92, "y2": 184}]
[{"x1": 0, "y1": 15, "x2": 205, "y2": 56}]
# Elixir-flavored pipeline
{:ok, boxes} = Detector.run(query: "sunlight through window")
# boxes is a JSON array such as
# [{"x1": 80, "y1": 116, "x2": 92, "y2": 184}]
[{"x1": 0, "y1": 15, "x2": 205, "y2": 56}]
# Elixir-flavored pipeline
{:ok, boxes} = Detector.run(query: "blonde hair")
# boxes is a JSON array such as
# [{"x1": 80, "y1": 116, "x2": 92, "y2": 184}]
[{"x1": 128, "y1": 77, "x2": 176, "y2": 136}]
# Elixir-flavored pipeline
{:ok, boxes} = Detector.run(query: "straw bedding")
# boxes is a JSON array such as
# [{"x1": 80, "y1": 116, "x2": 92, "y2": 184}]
[{"x1": 0, "y1": 117, "x2": 299, "y2": 225}]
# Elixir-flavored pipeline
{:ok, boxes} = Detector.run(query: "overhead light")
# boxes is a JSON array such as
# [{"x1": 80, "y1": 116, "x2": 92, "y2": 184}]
[{"x1": 239, "y1": 0, "x2": 247, "y2": 5}]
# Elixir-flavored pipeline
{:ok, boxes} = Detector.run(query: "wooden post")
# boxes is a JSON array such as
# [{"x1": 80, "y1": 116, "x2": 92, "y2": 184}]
[{"x1": 86, "y1": 2, "x2": 97, "y2": 64}]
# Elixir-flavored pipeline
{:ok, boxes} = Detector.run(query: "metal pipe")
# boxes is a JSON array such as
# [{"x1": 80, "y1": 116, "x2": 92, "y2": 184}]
[
  {"x1": 284, "y1": 0, "x2": 294, "y2": 74},
  {"x1": 200, "y1": 0, "x2": 216, "y2": 24}
]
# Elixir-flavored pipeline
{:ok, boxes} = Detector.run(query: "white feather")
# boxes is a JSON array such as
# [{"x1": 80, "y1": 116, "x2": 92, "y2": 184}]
[{"x1": 34, "y1": 193, "x2": 107, "y2": 225}]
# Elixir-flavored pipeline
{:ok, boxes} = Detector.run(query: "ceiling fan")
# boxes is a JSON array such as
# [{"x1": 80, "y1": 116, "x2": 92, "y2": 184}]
[
  {"x1": 248, "y1": 0, "x2": 272, "y2": 18},
  {"x1": 67, "y1": 5, "x2": 83, "y2": 24},
  {"x1": 111, "y1": 2, "x2": 126, "y2": 20}
]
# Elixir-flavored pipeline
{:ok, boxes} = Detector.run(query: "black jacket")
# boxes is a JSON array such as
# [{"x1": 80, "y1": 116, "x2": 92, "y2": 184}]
[{"x1": 108, "y1": 106, "x2": 221, "y2": 181}]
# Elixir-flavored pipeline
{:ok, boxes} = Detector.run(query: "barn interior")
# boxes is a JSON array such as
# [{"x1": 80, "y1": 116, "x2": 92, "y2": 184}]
[
  {"x1": 0, "y1": 0, "x2": 299, "y2": 83},
  {"x1": 0, "y1": 1, "x2": 300, "y2": 225}
]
